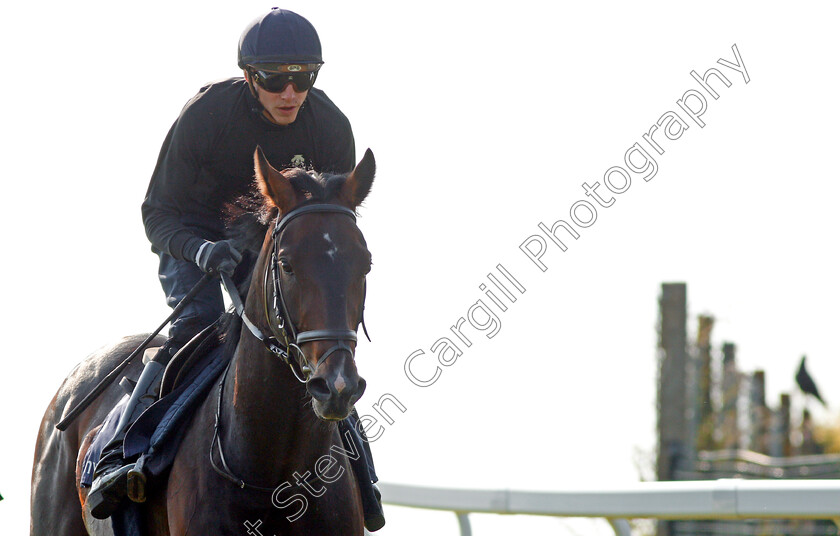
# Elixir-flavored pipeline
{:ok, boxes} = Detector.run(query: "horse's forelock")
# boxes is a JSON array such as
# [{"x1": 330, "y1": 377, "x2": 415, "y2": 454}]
[{"x1": 224, "y1": 169, "x2": 351, "y2": 253}]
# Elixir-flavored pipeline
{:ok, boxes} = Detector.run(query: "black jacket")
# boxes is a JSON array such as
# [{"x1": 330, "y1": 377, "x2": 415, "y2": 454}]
[{"x1": 142, "y1": 77, "x2": 354, "y2": 260}]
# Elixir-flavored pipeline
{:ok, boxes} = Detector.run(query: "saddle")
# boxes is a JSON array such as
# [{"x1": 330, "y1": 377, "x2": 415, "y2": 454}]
[
  {"x1": 81, "y1": 316, "x2": 234, "y2": 489},
  {"x1": 122, "y1": 316, "x2": 235, "y2": 474},
  {"x1": 159, "y1": 317, "x2": 231, "y2": 398},
  {"x1": 128, "y1": 321, "x2": 220, "y2": 399}
]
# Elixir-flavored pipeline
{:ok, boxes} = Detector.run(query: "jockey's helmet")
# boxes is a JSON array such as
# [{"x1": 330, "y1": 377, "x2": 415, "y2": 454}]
[{"x1": 238, "y1": 9, "x2": 323, "y2": 70}]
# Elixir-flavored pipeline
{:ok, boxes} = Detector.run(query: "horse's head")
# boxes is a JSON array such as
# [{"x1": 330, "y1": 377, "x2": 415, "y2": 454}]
[{"x1": 254, "y1": 148, "x2": 375, "y2": 420}]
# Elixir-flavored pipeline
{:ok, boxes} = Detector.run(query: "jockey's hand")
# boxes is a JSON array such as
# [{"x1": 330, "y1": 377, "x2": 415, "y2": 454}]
[{"x1": 195, "y1": 240, "x2": 242, "y2": 276}]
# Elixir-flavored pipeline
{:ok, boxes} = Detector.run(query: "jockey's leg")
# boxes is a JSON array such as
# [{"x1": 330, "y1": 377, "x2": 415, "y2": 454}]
[
  {"x1": 158, "y1": 252, "x2": 228, "y2": 357},
  {"x1": 86, "y1": 355, "x2": 168, "y2": 518},
  {"x1": 87, "y1": 253, "x2": 225, "y2": 519},
  {"x1": 341, "y1": 410, "x2": 386, "y2": 531}
]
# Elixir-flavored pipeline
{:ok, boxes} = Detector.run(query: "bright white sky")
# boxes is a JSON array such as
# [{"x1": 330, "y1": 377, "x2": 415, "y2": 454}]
[{"x1": 2, "y1": 1, "x2": 840, "y2": 535}]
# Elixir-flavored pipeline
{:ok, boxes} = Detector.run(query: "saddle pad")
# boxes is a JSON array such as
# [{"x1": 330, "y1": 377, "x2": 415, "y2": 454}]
[
  {"x1": 123, "y1": 341, "x2": 230, "y2": 476},
  {"x1": 107, "y1": 344, "x2": 228, "y2": 536},
  {"x1": 80, "y1": 394, "x2": 129, "y2": 487},
  {"x1": 80, "y1": 319, "x2": 231, "y2": 487}
]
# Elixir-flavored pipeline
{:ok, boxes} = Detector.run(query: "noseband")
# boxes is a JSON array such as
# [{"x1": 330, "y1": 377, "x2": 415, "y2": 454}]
[{"x1": 221, "y1": 203, "x2": 368, "y2": 383}]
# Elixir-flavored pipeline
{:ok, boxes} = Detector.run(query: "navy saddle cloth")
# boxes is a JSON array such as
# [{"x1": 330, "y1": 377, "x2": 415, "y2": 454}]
[
  {"x1": 81, "y1": 315, "x2": 383, "y2": 533},
  {"x1": 80, "y1": 324, "x2": 230, "y2": 487}
]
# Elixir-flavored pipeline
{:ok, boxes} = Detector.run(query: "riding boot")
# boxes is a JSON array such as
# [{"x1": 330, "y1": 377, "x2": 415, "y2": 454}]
[
  {"x1": 87, "y1": 349, "x2": 169, "y2": 519},
  {"x1": 341, "y1": 411, "x2": 386, "y2": 531}
]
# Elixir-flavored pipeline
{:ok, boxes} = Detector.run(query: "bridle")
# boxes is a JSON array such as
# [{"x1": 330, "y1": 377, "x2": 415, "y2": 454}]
[
  {"x1": 211, "y1": 202, "x2": 370, "y2": 490},
  {"x1": 220, "y1": 202, "x2": 369, "y2": 384}
]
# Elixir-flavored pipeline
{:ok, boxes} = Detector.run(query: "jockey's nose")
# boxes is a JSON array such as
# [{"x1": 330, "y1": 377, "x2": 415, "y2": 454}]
[{"x1": 277, "y1": 82, "x2": 299, "y2": 99}]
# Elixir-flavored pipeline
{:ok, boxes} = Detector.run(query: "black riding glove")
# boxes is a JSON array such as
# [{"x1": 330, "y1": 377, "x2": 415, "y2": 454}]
[{"x1": 194, "y1": 240, "x2": 243, "y2": 275}]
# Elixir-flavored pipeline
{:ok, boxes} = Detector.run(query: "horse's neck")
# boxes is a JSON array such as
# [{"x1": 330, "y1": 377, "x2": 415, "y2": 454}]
[
  {"x1": 218, "y1": 262, "x2": 336, "y2": 484},
  {"x1": 219, "y1": 330, "x2": 337, "y2": 484}
]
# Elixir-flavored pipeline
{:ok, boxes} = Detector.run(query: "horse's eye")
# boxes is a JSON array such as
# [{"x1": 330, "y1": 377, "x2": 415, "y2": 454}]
[{"x1": 279, "y1": 258, "x2": 293, "y2": 274}]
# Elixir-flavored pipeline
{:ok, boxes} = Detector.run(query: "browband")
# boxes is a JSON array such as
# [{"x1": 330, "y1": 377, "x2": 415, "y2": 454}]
[{"x1": 273, "y1": 204, "x2": 356, "y2": 238}]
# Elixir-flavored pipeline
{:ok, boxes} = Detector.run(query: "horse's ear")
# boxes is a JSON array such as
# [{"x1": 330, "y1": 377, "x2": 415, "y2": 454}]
[
  {"x1": 339, "y1": 149, "x2": 375, "y2": 209},
  {"x1": 254, "y1": 147, "x2": 297, "y2": 214}
]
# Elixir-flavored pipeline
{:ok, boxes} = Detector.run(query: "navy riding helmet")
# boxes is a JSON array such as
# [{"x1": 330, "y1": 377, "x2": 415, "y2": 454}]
[{"x1": 238, "y1": 8, "x2": 323, "y2": 68}]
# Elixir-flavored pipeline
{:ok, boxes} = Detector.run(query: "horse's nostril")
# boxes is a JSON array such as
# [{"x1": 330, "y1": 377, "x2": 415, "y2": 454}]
[
  {"x1": 307, "y1": 377, "x2": 332, "y2": 401},
  {"x1": 349, "y1": 377, "x2": 367, "y2": 405}
]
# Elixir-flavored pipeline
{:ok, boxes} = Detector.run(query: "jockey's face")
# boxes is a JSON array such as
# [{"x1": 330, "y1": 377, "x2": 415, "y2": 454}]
[{"x1": 247, "y1": 71, "x2": 309, "y2": 126}]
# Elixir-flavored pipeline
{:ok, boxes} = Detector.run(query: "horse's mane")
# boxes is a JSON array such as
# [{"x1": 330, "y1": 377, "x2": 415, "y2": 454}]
[{"x1": 224, "y1": 168, "x2": 351, "y2": 255}]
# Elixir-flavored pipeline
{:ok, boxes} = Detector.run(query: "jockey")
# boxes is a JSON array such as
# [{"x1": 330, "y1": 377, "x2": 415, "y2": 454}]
[{"x1": 88, "y1": 8, "x2": 382, "y2": 529}]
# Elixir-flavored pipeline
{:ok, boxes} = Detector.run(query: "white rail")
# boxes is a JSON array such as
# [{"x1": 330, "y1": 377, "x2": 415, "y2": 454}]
[{"x1": 377, "y1": 479, "x2": 840, "y2": 535}]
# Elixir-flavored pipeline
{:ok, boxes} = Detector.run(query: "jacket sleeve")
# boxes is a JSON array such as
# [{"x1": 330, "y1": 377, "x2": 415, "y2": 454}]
[{"x1": 141, "y1": 95, "x2": 213, "y2": 261}]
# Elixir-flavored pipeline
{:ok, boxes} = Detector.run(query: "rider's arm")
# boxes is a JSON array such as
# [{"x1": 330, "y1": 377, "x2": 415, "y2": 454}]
[{"x1": 141, "y1": 90, "x2": 217, "y2": 262}]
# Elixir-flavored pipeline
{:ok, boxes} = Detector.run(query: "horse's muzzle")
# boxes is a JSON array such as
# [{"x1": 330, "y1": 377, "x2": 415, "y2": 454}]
[{"x1": 306, "y1": 350, "x2": 366, "y2": 420}]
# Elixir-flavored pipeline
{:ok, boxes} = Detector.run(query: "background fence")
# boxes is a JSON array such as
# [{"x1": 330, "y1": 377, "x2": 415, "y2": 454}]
[
  {"x1": 376, "y1": 479, "x2": 840, "y2": 536},
  {"x1": 368, "y1": 283, "x2": 840, "y2": 535},
  {"x1": 656, "y1": 283, "x2": 839, "y2": 536}
]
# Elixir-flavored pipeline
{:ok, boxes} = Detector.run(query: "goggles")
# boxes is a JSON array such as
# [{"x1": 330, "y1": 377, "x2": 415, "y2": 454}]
[{"x1": 249, "y1": 64, "x2": 320, "y2": 93}]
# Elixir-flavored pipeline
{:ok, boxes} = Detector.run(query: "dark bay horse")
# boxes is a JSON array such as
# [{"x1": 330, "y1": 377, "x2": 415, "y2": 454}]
[{"x1": 31, "y1": 148, "x2": 377, "y2": 535}]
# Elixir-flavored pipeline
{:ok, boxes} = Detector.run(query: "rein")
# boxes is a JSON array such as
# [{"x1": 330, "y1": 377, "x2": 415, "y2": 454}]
[{"x1": 212, "y1": 202, "x2": 369, "y2": 490}]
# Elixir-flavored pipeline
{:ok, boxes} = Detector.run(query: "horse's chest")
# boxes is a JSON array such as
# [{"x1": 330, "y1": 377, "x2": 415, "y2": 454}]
[
  {"x1": 178, "y1": 494, "x2": 362, "y2": 536},
  {"x1": 168, "y1": 472, "x2": 362, "y2": 535}
]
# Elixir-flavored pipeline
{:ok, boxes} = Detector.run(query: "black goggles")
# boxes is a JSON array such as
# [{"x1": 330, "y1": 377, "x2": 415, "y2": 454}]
[{"x1": 251, "y1": 70, "x2": 318, "y2": 93}]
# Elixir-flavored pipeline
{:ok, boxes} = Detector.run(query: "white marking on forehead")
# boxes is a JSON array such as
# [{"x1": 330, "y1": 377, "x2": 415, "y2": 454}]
[{"x1": 323, "y1": 233, "x2": 338, "y2": 261}]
